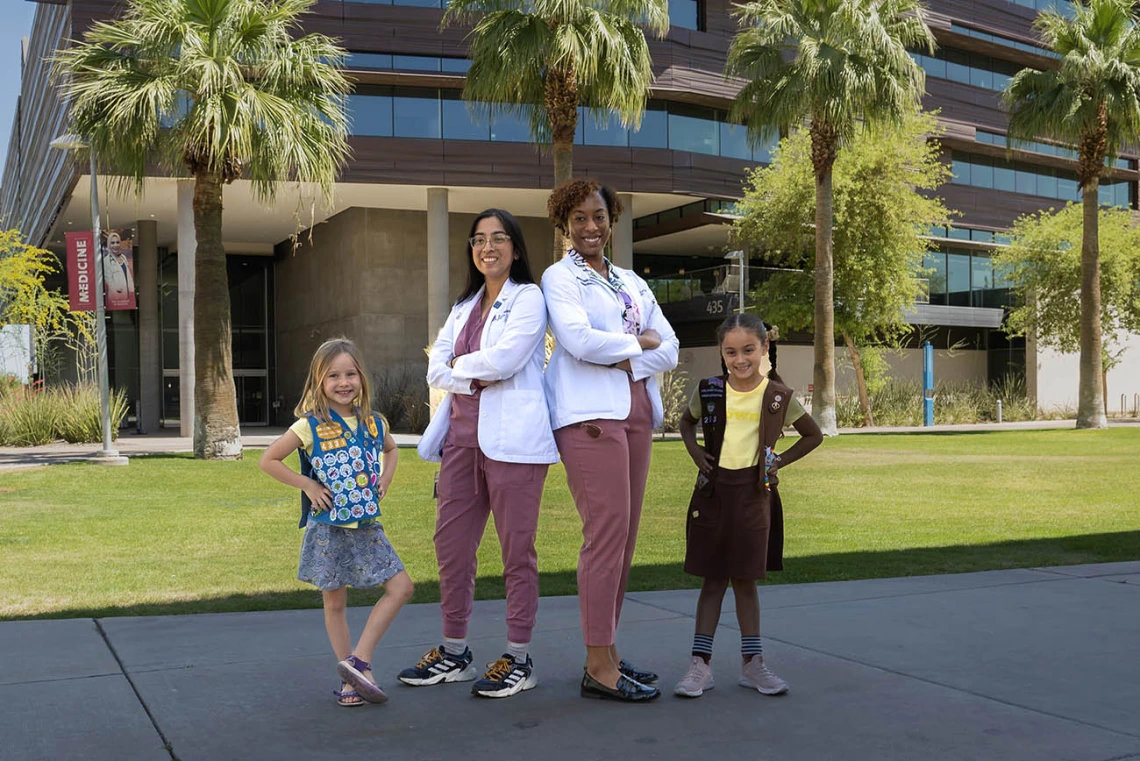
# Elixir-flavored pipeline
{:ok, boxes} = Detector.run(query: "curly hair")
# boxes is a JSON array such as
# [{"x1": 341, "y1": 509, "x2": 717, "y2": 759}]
[{"x1": 546, "y1": 178, "x2": 624, "y2": 233}]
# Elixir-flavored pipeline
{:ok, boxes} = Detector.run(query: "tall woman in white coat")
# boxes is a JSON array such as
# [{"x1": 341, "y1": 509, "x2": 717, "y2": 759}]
[
  {"x1": 543, "y1": 179, "x2": 679, "y2": 702},
  {"x1": 404, "y1": 209, "x2": 557, "y2": 699}
]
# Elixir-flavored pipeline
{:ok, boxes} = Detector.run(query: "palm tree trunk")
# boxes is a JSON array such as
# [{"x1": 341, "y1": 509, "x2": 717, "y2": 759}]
[
  {"x1": 192, "y1": 170, "x2": 243, "y2": 459},
  {"x1": 546, "y1": 65, "x2": 578, "y2": 260},
  {"x1": 812, "y1": 163, "x2": 838, "y2": 436},
  {"x1": 1076, "y1": 178, "x2": 1107, "y2": 429},
  {"x1": 844, "y1": 333, "x2": 873, "y2": 427}
]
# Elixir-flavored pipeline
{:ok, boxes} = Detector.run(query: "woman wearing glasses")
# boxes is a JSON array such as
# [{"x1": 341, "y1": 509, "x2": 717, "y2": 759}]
[
  {"x1": 403, "y1": 209, "x2": 556, "y2": 699},
  {"x1": 543, "y1": 179, "x2": 679, "y2": 702}
]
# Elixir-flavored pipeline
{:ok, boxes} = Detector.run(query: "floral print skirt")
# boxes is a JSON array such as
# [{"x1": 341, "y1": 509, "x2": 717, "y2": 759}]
[{"x1": 297, "y1": 520, "x2": 405, "y2": 591}]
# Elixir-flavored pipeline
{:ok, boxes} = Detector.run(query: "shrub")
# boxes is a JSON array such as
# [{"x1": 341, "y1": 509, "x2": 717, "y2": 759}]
[
  {"x1": 0, "y1": 388, "x2": 59, "y2": 445},
  {"x1": 55, "y1": 383, "x2": 129, "y2": 443},
  {"x1": 657, "y1": 368, "x2": 689, "y2": 433}
]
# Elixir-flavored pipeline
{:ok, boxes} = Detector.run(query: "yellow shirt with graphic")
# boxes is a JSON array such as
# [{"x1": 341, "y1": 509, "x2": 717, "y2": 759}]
[
  {"x1": 290, "y1": 416, "x2": 362, "y2": 529},
  {"x1": 688, "y1": 379, "x2": 806, "y2": 470}
]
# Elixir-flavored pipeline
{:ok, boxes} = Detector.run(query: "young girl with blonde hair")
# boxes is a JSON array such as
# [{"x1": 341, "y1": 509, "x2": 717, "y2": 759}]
[{"x1": 260, "y1": 338, "x2": 413, "y2": 707}]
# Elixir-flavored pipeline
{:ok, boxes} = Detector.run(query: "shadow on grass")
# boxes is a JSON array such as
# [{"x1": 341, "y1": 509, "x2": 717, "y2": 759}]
[{"x1": 8, "y1": 531, "x2": 1138, "y2": 622}]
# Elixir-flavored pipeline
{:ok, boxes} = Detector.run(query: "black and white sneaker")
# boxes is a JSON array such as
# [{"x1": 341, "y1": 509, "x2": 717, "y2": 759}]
[
  {"x1": 397, "y1": 646, "x2": 477, "y2": 686},
  {"x1": 471, "y1": 654, "x2": 537, "y2": 698}
]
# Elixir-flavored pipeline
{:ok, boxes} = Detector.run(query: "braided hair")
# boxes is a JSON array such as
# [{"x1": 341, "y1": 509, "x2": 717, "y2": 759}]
[{"x1": 715, "y1": 313, "x2": 783, "y2": 384}]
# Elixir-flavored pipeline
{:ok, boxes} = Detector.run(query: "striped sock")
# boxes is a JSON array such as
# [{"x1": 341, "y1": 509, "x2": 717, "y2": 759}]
[
  {"x1": 442, "y1": 637, "x2": 468, "y2": 657},
  {"x1": 692, "y1": 633, "x2": 714, "y2": 663},
  {"x1": 741, "y1": 635, "x2": 763, "y2": 660}
]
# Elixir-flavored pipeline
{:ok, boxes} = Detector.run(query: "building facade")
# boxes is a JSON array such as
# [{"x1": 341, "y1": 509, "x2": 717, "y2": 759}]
[{"x1": 3, "y1": 0, "x2": 1138, "y2": 428}]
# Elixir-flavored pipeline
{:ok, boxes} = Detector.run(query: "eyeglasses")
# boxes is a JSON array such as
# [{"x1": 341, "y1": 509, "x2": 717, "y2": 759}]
[{"x1": 470, "y1": 233, "x2": 512, "y2": 249}]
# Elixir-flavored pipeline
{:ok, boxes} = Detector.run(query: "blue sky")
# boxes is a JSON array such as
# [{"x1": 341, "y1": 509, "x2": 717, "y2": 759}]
[{"x1": 0, "y1": 2, "x2": 40, "y2": 172}]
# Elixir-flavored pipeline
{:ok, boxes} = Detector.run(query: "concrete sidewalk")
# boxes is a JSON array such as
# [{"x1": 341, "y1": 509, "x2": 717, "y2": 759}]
[{"x1": 4, "y1": 562, "x2": 1138, "y2": 761}]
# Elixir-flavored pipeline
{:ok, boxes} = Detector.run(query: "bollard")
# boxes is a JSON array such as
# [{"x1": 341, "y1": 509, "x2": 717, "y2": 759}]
[
  {"x1": 996, "y1": 399, "x2": 1003, "y2": 424},
  {"x1": 922, "y1": 341, "x2": 934, "y2": 427}
]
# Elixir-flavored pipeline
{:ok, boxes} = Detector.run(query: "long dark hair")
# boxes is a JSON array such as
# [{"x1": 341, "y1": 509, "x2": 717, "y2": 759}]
[
  {"x1": 455, "y1": 209, "x2": 536, "y2": 305},
  {"x1": 716, "y1": 313, "x2": 784, "y2": 384}
]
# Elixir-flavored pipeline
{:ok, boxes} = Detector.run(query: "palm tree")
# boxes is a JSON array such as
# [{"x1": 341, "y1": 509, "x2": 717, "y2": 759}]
[
  {"x1": 54, "y1": 0, "x2": 350, "y2": 458},
  {"x1": 1004, "y1": 0, "x2": 1140, "y2": 430},
  {"x1": 726, "y1": 0, "x2": 934, "y2": 435},
  {"x1": 443, "y1": 0, "x2": 669, "y2": 253}
]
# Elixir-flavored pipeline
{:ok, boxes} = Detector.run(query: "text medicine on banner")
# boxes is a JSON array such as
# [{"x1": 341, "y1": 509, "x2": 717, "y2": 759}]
[{"x1": 66, "y1": 231, "x2": 96, "y2": 312}]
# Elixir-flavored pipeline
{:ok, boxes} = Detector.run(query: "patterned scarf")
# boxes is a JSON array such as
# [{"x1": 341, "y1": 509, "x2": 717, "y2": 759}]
[{"x1": 568, "y1": 250, "x2": 642, "y2": 336}]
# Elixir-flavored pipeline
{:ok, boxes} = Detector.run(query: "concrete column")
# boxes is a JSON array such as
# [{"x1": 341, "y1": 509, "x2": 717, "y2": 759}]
[
  {"x1": 613, "y1": 193, "x2": 633, "y2": 271},
  {"x1": 136, "y1": 219, "x2": 161, "y2": 433},
  {"x1": 177, "y1": 181, "x2": 196, "y2": 437},
  {"x1": 426, "y1": 187, "x2": 449, "y2": 344}
]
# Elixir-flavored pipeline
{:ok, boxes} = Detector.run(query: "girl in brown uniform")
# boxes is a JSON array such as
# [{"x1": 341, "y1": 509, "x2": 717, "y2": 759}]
[{"x1": 673, "y1": 314, "x2": 823, "y2": 698}]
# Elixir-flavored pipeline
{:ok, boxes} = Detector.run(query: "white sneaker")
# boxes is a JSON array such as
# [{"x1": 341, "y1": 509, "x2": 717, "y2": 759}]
[
  {"x1": 739, "y1": 655, "x2": 788, "y2": 695},
  {"x1": 673, "y1": 656, "x2": 715, "y2": 698}
]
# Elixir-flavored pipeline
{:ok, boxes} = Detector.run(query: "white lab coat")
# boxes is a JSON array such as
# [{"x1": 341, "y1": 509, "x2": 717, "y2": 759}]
[
  {"x1": 418, "y1": 279, "x2": 558, "y2": 464},
  {"x1": 542, "y1": 255, "x2": 679, "y2": 430}
]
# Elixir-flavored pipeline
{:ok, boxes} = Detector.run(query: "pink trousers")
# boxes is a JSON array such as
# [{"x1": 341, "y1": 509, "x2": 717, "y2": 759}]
[
  {"x1": 554, "y1": 377, "x2": 653, "y2": 647},
  {"x1": 435, "y1": 443, "x2": 548, "y2": 644}
]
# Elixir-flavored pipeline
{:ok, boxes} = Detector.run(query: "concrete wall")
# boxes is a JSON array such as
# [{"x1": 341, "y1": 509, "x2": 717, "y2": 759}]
[
  {"x1": 675, "y1": 343, "x2": 989, "y2": 410},
  {"x1": 273, "y1": 207, "x2": 556, "y2": 419},
  {"x1": 1034, "y1": 332, "x2": 1140, "y2": 416}
]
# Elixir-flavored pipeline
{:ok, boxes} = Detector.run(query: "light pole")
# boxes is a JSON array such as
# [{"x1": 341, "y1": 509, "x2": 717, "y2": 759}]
[
  {"x1": 51, "y1": 134, "x2": 129, "y2": 465},
  {"x1": 725, "y1": 249, "x2": 747, "y2": 314}
]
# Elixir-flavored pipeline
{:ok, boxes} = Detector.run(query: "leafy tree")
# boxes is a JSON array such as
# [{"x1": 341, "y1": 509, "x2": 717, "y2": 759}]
[
  {"x1": 53, "y1": 0, "x2": 350, "y2": 458},
  {"x1": 0, "y1": 229, "x2": 91, "y2": 382},
  {"x1": 444, "y1": 0, "x2": 668, "y2": 253},
  {"x1": 732, "y1": 110, "x2": 953, "y2": 425},
  {"x1": 1003, "y1": 0, "x2": 1140, "y2": 429},
  {"x1": 994, "y1": 203, "x2": 1140, "y2": 411},
  {"x1": 725, "y1": 0, "x2": 934, "y2": 435}
]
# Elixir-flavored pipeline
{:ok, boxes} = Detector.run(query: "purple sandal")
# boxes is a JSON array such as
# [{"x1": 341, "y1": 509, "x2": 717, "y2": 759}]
[
  {"x1": 337, "y1": 655, "x2": 388, "y2": 704},
  {"x1": 334, "y1": 686, "x2": 363, "y2": 707}
]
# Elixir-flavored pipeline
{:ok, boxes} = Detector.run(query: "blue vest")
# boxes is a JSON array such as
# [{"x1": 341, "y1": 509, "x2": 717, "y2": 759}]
[{"x1": 297, "y1": 411, "x2": 385, "y2": 528}]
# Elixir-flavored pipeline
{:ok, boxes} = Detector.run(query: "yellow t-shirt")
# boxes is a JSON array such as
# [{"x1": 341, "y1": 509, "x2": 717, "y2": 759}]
[
  {"x1": 290, "y1": 416, "x2": 363, "y2": 528},
  {"x1": 688, "y1": 379, "x2": 806, "y2": 470}
]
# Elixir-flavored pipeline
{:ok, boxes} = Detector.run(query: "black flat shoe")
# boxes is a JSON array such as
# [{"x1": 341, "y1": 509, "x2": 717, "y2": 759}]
[
  {"x1": 619, "y1": 659, "x2": 659, "y2": 685},
  {"x1": 580, "y1": 672, "x2": 660, "y2": 702}
]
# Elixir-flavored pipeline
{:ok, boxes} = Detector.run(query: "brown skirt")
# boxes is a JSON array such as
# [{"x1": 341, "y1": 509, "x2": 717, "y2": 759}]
[{"x1": 683, "y1": 466, "x2": 783, "y2": 580}]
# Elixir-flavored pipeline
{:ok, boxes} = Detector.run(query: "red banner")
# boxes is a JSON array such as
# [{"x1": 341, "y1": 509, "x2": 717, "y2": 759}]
[
  {"x1": 66, "y1": 231, "x2": 96, "y2": 312},
  {"x1": 102, "y1": 229, "x2": 137, "y2": 311}
]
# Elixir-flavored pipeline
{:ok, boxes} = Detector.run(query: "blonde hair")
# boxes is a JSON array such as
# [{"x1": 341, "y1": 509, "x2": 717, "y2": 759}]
[{"x1": 294, "y1": 338, "x2": 374, "y2": 424}]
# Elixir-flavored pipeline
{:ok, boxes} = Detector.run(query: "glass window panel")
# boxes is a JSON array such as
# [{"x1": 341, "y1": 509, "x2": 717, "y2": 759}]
[
  {"x1": 947, "y1": 253, "x2": 971, "y2": 306},
  {"x1": 945, "y1": 49, "x2": 971, "y2": 83},
  {"x1": 394, "y1": 0, "x2": 441, "y2": 6},
  {"x1": 630, "y1": 108, "x2": 668, "y2": 148},
  {"x1": 992, "y1": 72, "x2": 1010, "y2": 91},
  {"x1": 348, "y1": 94, "x2": 393, "y2": 136},
  {"x1": 971, "y1": 255, "x2": 994, "y2": 306},
  {"x1": 1057, "y1": 176, "x2": 1079, "y2": 201},
  {"x1": 752, "y1": 133, "x2": 776, "y2": 163},
  {"x1": 951, "y1": 152, "x2": 970, "y2": 184},
  {"x1": 971, "y1": 157, "x2": 993, "y2": 188},
  {"x1": 393, "y1": 55, "x2": 440, "y2": 72},
  {"x1": 670, "y1": 0, "x2": 699, "y2": 30},
  {"x1": 442, "y1": 98, "x2": 488, "y2": 141},
  {"x1": 668, "y1": 112, "x2": 718, "y2": 155},
  {"x1": 1036, "y1": 170, "x2": 1058, "y2": 198},
  {"x1": 490, "y1": 109, "x2": 532, "y2": 142},
  {"x1": 948, "y1": 227, "x2": 971, "y2": 240},
  {"x1": 441, "y1": 58, "x2": 472, "y2": 73},
  {"x1": 584, "y1": 113, "x2": 629, "y2": 147},
  {"x1": 393, "y1": 92, "x2": 440, "y2": 138},
  {"x1": 1015, "y1": 163, "x2": 1037, "y2": 195},
  {"x1": 994, "y1": 163, "x2": 1015, "y2": 192},
  {"x1": 720, "y1": 122, "x2": 751, "y2": 160},
  {"x1": 924, "y1": 251, "x2": 947, "y2": 305},
  {"x1": 970, "y1": 55, "x2": 993, "y2": 89},
  {"x1": 923, "y1": 54, "x2": 946, "y2": 79},
  {"x1": 346, "y1": 52, "x2": 393, "y2": 70}
]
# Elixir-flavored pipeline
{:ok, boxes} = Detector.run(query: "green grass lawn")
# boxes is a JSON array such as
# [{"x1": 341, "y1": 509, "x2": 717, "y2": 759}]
[{"x1": 2, "y1": 428, "x2": 1138, "y2": 620}]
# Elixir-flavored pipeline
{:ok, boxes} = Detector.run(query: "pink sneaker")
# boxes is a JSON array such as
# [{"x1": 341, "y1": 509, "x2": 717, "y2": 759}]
[
  {"x1": 739, "y1": 655, "x2": 788, "y2": 695},
  {"x1": 673, "y1": 656, "x2": 715, "y2": 698}
]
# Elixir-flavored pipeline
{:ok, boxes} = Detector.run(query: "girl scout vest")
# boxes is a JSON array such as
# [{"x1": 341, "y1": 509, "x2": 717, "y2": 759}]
[
  {"x1": 694, "y1": 375, "x2": 792, "y2": 571},
  {"x1": 297, "y1": 411, "x2": 385, "y2": 528}
]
